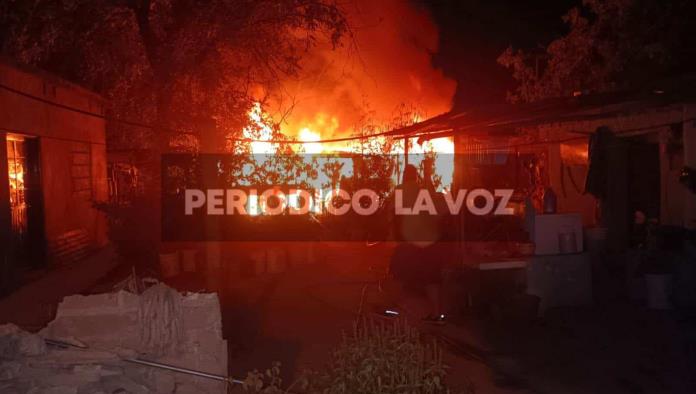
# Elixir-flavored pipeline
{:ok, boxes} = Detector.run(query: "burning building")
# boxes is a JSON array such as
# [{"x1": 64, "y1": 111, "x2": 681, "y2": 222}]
[{"x1": 0, "y1": 58, "x2": 108, "y2": 294}]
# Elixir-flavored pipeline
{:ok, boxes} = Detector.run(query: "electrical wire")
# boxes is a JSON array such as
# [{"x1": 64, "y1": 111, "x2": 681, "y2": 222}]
[
  {"x1": 0, "y1": 83, "x2": 154, "y2": 131},
  {"x1": 0, "y1": 82, "x2": 401, "y2": 145},
  {"x1": 2, "y1": 82, "x2": 691, "y2": 151}
]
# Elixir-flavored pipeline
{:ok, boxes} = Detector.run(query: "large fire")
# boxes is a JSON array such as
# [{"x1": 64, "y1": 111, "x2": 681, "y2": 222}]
[
  {"x1": 243, "y1": 0, "x2": 455, "y2": 154},
  {"x1": 240, "y1": 101, "x2": 454, "y2": 192},
  {"x1": 243, "y1": 102, "x2": 275, "y2": 154},
  {"x1": 297, "y1": 128, "x2": 323, "y2": 154},
  {"x1": 242, "y1": 101, "x2": 453, "y2": 155},
  {"x1": 239, "y1": 0, "x2": 456, "y2": 188}
]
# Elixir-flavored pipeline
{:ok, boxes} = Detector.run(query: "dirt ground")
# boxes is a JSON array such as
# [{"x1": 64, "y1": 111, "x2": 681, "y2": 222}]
[{"x1": 78, "y1": 242, "x2": 696, "y2": 393}]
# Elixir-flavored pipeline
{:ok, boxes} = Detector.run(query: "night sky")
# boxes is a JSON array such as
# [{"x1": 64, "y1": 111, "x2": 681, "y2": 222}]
[{"x1": 424, "y1": 0, "x2": 578, "y2": 108}]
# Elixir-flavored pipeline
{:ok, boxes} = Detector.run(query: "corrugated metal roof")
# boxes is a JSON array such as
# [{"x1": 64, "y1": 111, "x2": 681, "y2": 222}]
[{"x1": 386, "y1": 85, "x2": 696, "y2": 141}]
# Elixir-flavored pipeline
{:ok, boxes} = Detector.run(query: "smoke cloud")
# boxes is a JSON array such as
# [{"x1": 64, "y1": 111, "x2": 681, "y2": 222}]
[{"x1": 269, "y1": 0, "x2": 457, "y2": 141}]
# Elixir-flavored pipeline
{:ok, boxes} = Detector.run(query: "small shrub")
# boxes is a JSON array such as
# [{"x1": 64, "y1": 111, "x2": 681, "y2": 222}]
[
  {"x1": 244, "y1": 318, "x2": 470, "y2": 394},
  {"x1": 320, "y1": 317, "x2": 450, "y2": 394},
  {"x1": 243, "y1": 362, "x2": 284, "y2": 393}
]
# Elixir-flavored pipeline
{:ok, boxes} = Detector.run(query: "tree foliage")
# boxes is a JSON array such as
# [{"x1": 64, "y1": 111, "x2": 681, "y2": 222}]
[
  {"x1": 498, "y1": 0, "x2": 696, "y2": 103},
  {"x1": 243, "y1": 318, "x2": 470, "y2": 394},
  {"x1": 1, "y1": 0, "x2": 349, "y2": 150}
]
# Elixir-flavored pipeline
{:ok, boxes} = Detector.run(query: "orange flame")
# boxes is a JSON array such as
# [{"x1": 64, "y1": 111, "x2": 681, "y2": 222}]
[{"x1": 256, "y1": 0, "x2": 456, "y2": 154}]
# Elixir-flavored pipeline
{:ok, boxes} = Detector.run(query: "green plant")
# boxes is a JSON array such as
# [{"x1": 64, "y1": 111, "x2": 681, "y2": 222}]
[
  {"x1": 243, "y1": 362, "x2": 284, "y2": 393},
  {"x1": 321, "y1": 318, "x2": 450, "y2": 394},
  {"x1": 244, "y1": 318, "x2": 471, "y2": 394}
]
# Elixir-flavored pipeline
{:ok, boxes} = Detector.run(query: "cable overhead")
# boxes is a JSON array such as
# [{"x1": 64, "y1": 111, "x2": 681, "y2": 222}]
[
  {"x1": 0, "y1": 83, "x2": 156, "y2": 131},
  {"x1": 0, "y1": 82, "x2": 405, "y2": 144},
  {"x1": 2, "y1": 82, "x2": 688, "y2": 151}
]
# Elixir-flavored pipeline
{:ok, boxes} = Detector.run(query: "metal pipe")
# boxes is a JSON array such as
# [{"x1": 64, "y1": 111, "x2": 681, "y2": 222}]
[
  {"x1": 45, "y1": 338, "x2": 245, "y2": 386},
  {"x1": 44, "y1": 338, "x2": 88, "y2": 349},
  {"x1": 124, "y1": 358, "x2": 244, "y2": 385}
]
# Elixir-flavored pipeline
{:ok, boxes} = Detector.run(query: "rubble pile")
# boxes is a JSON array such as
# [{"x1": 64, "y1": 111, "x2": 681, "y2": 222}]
[{"x1": 0, "y1": 285, "x2": 227, "y2": 393}]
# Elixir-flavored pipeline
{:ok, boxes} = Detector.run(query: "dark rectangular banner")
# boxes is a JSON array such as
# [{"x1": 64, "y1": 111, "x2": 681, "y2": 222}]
[{"x1": 161, "y1": 153, "x2": 530, "y2": 241}]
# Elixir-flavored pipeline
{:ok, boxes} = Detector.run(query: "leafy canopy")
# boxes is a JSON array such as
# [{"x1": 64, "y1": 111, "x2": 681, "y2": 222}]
[
  {"x1": 498, "y1": 0, "x2": 696, "y2": 103},
  {"x1": 1, "y1": 0, "x2": 349, "y2": 149}
]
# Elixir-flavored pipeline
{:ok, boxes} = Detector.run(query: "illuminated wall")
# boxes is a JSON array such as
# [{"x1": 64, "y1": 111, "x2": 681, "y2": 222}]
[{"x1": 0, "y1": 58, "x2": 108, "y2": 268}]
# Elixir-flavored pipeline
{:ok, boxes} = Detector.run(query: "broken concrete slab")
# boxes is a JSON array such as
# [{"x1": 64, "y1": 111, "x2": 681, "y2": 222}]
[
  {"x1": 0, "y1": 324, "x2": 46, "y2": 359},
  {"x1": 0, "y1": 360, "x2": 22, "y2": 380},
  {"x1": 82, "y1": 375, "x2": 151, "y2": 394},
  {"x1": 40, "y1": 290, "x2": 142, "y2": 350},
  {"x1": 2, "y1": 284, "x2": 227, "y2": 393},
  {"x1": 41, "y1": 314, "x2": 141, "y2": 350},
  {"x1": 26, "y1": 349, "x2": 121, "y2": 367},
  {"x1": 180, "y1": 292, "x2": 223, "y2": 335},
  {"x1": 29, "y1": 386, "x2": 78, "y2": 394},
  {"x1": 54, "y1": 291, "x2": 140, "y2": 317}
]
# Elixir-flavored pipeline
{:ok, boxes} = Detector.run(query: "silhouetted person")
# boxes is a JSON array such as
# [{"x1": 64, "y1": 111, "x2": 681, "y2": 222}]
[{"x1": 388, "y1": 164, "x2": 446, "y2": 324}]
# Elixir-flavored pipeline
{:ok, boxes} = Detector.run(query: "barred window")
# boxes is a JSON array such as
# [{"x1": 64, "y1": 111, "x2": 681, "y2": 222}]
[{"x1": 71, "y1": 142, "x2": 92, "y2": 200}]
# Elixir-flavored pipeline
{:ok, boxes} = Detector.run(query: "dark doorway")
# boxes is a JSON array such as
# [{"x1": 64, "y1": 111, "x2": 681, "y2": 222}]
[
  {"x1": 6, "y1": 134, "x2": 45, "y2": 269},
  {"x1": 627, "y1": 139, "x2": 661, "y2": 222}
]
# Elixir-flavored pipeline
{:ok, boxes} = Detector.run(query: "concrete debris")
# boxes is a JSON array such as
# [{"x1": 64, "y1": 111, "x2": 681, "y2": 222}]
[
  {"x1": 139, "y1": 283, "x2": 183, "y2": 357},
  {"x1": 1, "y1": 285, "x2": 227, "y2": 393},
  {"x1": 25, "y1": 349, "x2": 122, "y2": 367},
  {"x1": 0, "y1": 324, "x2": 46, "y2": 359}
]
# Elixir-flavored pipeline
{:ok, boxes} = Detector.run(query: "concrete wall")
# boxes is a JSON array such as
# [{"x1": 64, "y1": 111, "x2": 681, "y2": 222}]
[
  {"x1": 0, "y1": 133, "x2": 11, "y2": 290},
  {"x1": 0, "y1": 59, "x2": 108, "y2": 265}
]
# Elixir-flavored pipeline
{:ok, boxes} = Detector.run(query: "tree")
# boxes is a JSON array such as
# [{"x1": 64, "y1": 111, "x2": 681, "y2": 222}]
[
  {"x1": 1, "y1": 0, "x2": 348, "y2": 255},
  {"x1": 497, "y1": 0, "x2": 696, "y2": 103},
  {"x1": 1, "y1": 0, "x2": 348, "y2": 154},
  {"x1": 320, "y1": 157, "x2": 344, "y2": 190}
]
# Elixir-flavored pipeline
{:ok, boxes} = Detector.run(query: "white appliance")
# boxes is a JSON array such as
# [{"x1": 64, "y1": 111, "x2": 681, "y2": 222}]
[{"x1": 532, "y1": 213, "x2": 583, "y2": 255}]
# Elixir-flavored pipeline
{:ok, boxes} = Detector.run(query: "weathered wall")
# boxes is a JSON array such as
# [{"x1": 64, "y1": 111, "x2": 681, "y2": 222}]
[
  {"x1": 544, "y1": 138, "x2": 596, "y2": 226},
  {"x1": 0, "y1": 58, "x2": 108, "y2": 262},
  {"x1": 0, "y1": 132, "x2": 11, "y2": 290}
]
